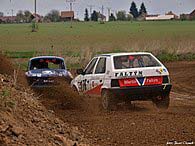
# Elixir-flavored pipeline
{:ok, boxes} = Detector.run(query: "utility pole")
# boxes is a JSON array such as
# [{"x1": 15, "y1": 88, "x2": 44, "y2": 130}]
[
  {"x1": 34, "y1": 0, "x2": 36, "y2": 16},
  {"x1": 11, "y1": 9, "x2": 13, "y2": 23},
  {"x1": 66, "y1": 0, "x2": 76, "y2": 28},
  {"x1": 101, "y1": 5, "x2": 104, "y2": 15},
  {"x1": 10, "y1": 0, "x2": 14, "y2": 23},
  {"x1": 99, "y1": 5, "x2": 104, "y2": 21},
  {"x1": 70, "y1": 2, "x2": 72, "y2": 11},
  {"x1": 32, "y1": 0, "x2": 37, "y2": 32},
  {"x1": 87, "y1": 5, "x2": 95, "y2": 20},
  {"x1": 107, "y1": 7, "x2": 111, "y2": 21}
]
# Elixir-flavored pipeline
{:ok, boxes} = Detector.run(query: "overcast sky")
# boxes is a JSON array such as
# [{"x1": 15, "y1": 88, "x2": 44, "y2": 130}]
[{"x1": 1, "y1": 0, "x2": 195, "y2": 19}]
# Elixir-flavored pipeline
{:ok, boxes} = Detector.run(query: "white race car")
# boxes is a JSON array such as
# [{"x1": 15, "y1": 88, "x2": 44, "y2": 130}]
[{"x1": 71, "y1": 52, "x2": 172, "y2": 110}]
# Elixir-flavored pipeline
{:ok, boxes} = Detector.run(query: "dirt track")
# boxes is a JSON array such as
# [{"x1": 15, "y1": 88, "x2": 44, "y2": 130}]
[{"x1": 38, "y1": 61, "x2": 195, "y2": 146}]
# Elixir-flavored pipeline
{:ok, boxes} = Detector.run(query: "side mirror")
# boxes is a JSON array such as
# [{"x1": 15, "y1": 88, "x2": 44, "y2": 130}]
[{"x1": 76, "y1": 69, "x2": 85, "y2": 75}]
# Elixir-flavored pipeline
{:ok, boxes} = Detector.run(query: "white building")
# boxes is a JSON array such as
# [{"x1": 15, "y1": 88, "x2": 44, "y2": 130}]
[{"x1": 146, "y1": 15, "x2": 174, "y2": 21}]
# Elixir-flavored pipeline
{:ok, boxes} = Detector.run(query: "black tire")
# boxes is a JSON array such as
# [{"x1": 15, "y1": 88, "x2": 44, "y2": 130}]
[
  {"x1": 125, "y1": 100, "x2": 133, "y2": 108},
  {"x1": 101, "y1": 90, "x2": 116, "y2": 111},
  {"x1": 154, "y1": 95, "x2": 170, "y2": 110}
]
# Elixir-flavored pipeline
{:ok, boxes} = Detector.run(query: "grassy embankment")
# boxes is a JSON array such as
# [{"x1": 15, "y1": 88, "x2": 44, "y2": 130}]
[{"x1": 0, "y1": 21, "x2": 195, "y2": 69}]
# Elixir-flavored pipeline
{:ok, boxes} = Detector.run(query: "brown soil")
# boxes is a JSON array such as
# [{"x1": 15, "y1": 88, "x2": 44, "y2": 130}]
[
  {"x1": 39, "y1": 61, "x2": 195, "y2": 146},
  {"x1": 0, "y1": 53, "x2": 28, "y2": 87},
  {"x1": 0, "y1": 74, "x2": 91, "y2": 146},
  {"x1": 165, "y1": 61, "x2": 195, "y2": 95},
  {"x1": 1, "y1": 54, "x2": 195, "y2": 146},
  {"x1": 0, "y1": 54, "x2": 90, "y2": 146},
  {"x1": 0, "y1": 54, "x2": 15, "y2": 75}
]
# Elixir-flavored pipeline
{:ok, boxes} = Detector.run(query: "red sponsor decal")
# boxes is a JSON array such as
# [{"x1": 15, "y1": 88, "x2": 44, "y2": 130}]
[
  {"x1": 144, "y1": 76, "x2": 163, "y2": 86},
  {"x1": 85, "y1": 84, "x2": 103, "y2": 95},
  {"x1": 119, "y1": 78, "x2": 139, "y2": 87},
  {"x1": 129, "y1": 56, "x2": 135, "y2": 60}
]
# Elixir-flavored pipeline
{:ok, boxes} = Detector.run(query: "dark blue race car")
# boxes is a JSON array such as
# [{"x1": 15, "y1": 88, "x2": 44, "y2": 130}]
[{"x1": 25, "y1": 56, "x2": 73, "y2": 87}]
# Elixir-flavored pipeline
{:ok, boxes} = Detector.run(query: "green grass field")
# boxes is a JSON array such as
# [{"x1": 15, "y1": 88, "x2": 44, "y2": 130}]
[{"x1": 0, "y1": 21, "x2": 195, "y2": 68}]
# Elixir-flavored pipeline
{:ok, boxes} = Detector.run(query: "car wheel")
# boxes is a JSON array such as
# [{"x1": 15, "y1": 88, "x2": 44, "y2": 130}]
[
  {"x1": 125, "y1": 100, "x2": 133, "y2": 108},
  {"x1": 154, "y1": 95, "x2": 170, "y2": 110},
  {"x1": 101, "y1": 90, "x2": 116, "y2": 111}
]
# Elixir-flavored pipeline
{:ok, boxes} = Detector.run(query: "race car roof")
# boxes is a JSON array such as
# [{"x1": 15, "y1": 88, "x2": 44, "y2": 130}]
[
  {"x1": 29, "y1": 56, "x2": 64, "y2": 61},
  {"x1": 97, "y1": 52, "x2": 152, "y2": 57}
]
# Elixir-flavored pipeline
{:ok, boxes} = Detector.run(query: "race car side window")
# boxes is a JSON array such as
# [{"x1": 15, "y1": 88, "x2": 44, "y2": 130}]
[
  {"x1": 95, "y1": 57, "x2": 106, "y2": 74},
  {"x1": 85, "y1": 58, "x2": 98, "y2": 74}
]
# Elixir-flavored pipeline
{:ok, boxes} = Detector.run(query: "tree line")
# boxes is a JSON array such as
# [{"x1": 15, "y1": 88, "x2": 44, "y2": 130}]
[
  {"x1": 0, "y1": 9, "x2": 62, "y2": 23},
  {"x1": 84, "y1": 1, "x2": 147, "y2": 21},
  {"x1": 0, "y1": 1, "x2": 146, "y2": 23}
]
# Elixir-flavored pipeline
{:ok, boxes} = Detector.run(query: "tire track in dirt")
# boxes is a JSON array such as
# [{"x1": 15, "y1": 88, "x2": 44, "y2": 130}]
[
  {"x1": 44, "y1": 96, "x2": 195, "y2": 146},
  {"x1": 3, "y1": 53, "x2": 194, "y2": 146},
  {"x1": 165, "y1": 61, "x2": 195, "y2": 95},
  {"x1": 38, "y1": 61, "x2": 195, "y2": 146}
]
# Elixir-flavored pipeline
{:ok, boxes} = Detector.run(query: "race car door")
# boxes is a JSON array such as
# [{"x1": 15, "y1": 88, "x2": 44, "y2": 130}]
[
  {"x1": 87, "y1": 57, "x2": 106, "y2": 95},
  {"x1": 81, "y1": 57, "x2": 98, "y2": 93}
]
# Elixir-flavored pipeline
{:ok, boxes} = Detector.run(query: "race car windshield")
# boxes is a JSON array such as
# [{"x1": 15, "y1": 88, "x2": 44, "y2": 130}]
[
  {"x1": 30, "y1": 58, "x2": 65, "y2": 70},
  {"x1": 114, "y1": 54, "x2": 161, "y2": 69}
]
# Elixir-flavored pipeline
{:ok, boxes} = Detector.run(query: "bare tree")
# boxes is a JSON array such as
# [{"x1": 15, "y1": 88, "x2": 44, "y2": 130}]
[
  {"x1": 16, "y1": 10, "x2": 24, "y2": 23},
  {"x1": 45, "y1": 10, "x2": 60, "y2": 22},
  {"x1": 24, "y1": 10, "x2": 32, "y2": 23}
]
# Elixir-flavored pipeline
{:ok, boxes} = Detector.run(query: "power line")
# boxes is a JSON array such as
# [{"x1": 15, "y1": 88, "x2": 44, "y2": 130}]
[{"x1": 66, "y1": 0, "x2": 76, "y2": 11}]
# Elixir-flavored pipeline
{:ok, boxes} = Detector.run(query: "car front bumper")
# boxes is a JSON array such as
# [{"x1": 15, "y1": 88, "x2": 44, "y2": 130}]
[
  {"x1": 26, "y1": 76, "x2": 72, "y2": 88},
  {"x1": 109, "y1": 84, "x2": 172, "y2": 100}
]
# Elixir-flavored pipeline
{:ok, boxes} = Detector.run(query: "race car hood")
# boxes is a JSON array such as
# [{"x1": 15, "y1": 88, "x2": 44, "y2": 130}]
[
  {"x1": 26, "y1": 69, "x2": 69, "y2": 78},
  {"x1": 112, "y1": 66, "x2": 169, "y2": 78}
]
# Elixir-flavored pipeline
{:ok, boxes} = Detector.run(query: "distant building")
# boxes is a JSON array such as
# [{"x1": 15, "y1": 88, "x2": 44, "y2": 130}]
[
  {"x1": 145, "y1": 11, "x2": 180, "y2": 21},
  {"x1": 0, "y1": 16, "x2": 17, "y2": 23},
  {"x1": 166, "y1": 11, "x2": 179, "y2": 19},
  {"x1": 146, "y1": 14, "x2": 174, "y2": 21},
  {"x1": 180, "y1": 14, "x2": 190, "y2": 20},
  {"x1": 189, "y1": 9, "x2": 195, "y2": 19},
  {"x1": 146, "y1": 14, "x2": 159, "y2": 18},
  {"x1": 180, "y1": 9, "x2": 195, "y2": 20},
  {"x1": 98, "y1": 13, "x2": 106, "y2": 21},
  {"x1": 61, "y1": 11, "x2": 74, "y2": 21}
]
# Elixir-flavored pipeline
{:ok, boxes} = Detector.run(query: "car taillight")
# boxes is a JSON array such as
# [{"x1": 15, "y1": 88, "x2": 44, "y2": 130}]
[
  {"x1": 111, "y1": 79, "x2": 119, "y2": 87},
  {"x1": 163, "y1": 76, "x2": 169, "y2": 84}
]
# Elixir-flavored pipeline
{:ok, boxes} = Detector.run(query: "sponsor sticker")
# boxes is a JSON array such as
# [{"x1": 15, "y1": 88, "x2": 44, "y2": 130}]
[
  {"x1": 156, "y1": 68, "x2": 167, "y2": 74},
  {"x1": 118, "y1": 76, "x2": 163, "y2": 87},
  {"x1": 119, "y1": 78, "x2": 139, "y2": 87},
  {"x1": 144, "y1": 76, "x2": 163, "y2": 86},
  {"x1": 115, "y1": 71, "x2": 143, "y2": 78}
]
